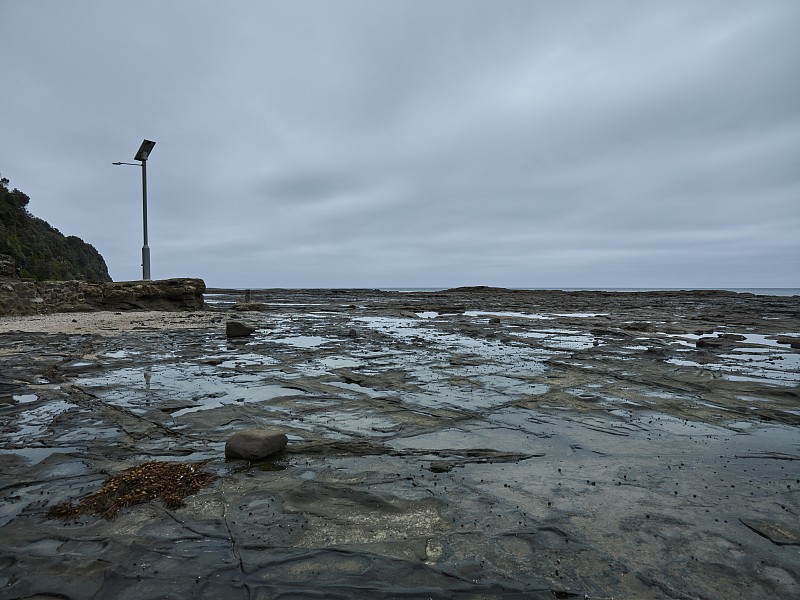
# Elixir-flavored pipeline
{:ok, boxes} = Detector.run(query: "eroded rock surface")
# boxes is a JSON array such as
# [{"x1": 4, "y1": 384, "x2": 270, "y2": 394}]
[
  {"x1": 0, "y1": 288, "x2": 798, "y2": 599},
  {"x1": 0, "y1": 277, "x2": 205, "y2": 315}
]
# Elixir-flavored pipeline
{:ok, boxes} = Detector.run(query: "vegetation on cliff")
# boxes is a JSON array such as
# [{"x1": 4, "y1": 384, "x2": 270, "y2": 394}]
[{"x1": 0, "y1": 174, "x2": 110, "y2": 281}]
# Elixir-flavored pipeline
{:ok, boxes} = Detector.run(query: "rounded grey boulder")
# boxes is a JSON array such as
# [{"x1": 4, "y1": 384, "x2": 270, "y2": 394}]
[{"x1": 225, "y1": 429, "x2": 288, "y2": 460}]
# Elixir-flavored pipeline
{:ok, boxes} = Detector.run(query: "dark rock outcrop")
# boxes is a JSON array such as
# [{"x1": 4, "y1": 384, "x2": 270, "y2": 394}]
[
  {"x1": 226, "y1": 321, "x2": 256, "y2": 337},
  {"x1": 101, "y1": 279, "x2": 206, "y2": 311},
  {"x1": 0, "y1": 278, "x2": 205, "y2": 315},
  {"x1": 777, "y1": 336, "x2": 800, "y2": 349},
  {"x1": 231, "y1": 302, "x2": 269, "y2": 311}
]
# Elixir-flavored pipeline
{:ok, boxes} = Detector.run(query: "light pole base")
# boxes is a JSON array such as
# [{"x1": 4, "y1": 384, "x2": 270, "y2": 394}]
[{"x1": 142, "y1": 246, "x2": 151, "y2": 280}]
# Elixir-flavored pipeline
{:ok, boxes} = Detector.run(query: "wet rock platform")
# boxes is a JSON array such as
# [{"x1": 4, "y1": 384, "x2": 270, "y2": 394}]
[{"x1": 1, "y1": 288, "x2": 798, "y2": 598}]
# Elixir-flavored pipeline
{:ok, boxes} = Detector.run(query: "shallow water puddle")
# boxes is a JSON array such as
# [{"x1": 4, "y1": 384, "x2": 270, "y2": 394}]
[
  {"x1": 318, "y1": 357, "x2": 363, "y2": 369},
  {"x1": 667, "y1": 351, "x2": 800, "y2": 386},
  {"x1": 464, "y1": 310, "x2": 552, "y2": 320},
  {"x1": 12, "y1": 393, "x2": 39, "y2": 404},
  {"x1": 54, "y1": 425, "x2": 121, "y2": 443},
  {"x1": 102, "y1": 349, "x2": 141, "y2": 359},
  {"x1": 326, "y1": 381, "x2": 383, "y2": 398},
  {"x1": 390, "y1": 424, "x2": 537, "y2": 454},
  {"x1": 269, "y1": 335, "x2": 335, "y2": 348},
  {"x1": 416, "y1": 311, "x2": 439, "y2": 319},
  {"x1": 76, "y1": 363, "x2": 302, "y2": 415},
  {"x1": 213, "y1": 352, "x2": 280, "y2": 369},
  {"x1": 170, "y1": 384, "x2": 305, "y2": 416},
  {"x1": 739, "y1": 333, "x2": 794, "y2": 347},
  {"x1": 8, "y1": 400, "x2": 76, "y2": 442},
  {"x1": 354, "y1": 315, "x2": 425, "y2": 338},
  {"x1": 259, "y1": 407, "x2": 396, "y2": 440},
  {"x1": 292, "y1": 356, "x2": 365, "y2": 377}
]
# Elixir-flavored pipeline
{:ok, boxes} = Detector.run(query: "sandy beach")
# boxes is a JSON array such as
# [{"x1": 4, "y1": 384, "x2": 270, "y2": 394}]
[
  {"x1": 0, "y1": 309, "x2": 219, "y2": 335},
  {"x1": 1, "y1": 288, "x2": 798, "y2": 599}
]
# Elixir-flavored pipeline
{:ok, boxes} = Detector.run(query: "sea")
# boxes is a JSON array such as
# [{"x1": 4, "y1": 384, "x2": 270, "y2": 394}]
[{"x1": 378, "y1": 288, "x2": 800, "y2": 296}]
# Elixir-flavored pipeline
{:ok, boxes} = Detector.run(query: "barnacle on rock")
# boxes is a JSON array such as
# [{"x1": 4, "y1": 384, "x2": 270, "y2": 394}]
[{"x1": 48, "y1": 460, "x2": 217, "y2": 520}]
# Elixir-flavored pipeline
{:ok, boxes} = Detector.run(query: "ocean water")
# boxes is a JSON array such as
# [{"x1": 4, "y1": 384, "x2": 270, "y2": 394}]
[{"x1": 380, "y1": 287, "x2": 800, "y2": 296}]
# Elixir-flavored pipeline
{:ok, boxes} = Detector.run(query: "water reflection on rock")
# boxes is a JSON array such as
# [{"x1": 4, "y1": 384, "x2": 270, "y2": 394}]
[{"x1": 0, "y1": 288, "x2": 798, "y2": 599}]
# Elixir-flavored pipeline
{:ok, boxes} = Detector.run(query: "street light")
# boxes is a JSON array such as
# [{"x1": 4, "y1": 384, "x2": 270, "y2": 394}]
[{"x1": 113, "y1": 139, "x2": 156, "y2": 280}]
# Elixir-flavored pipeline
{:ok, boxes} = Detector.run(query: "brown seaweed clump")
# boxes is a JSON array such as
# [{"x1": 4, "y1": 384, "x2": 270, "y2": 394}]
[{"x1": 48, "y1": 460, "x2": 217, "y2": 520}]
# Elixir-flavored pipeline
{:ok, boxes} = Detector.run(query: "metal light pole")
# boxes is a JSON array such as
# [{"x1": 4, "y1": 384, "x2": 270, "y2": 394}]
[{"x1": 113, "y1": 139, "x2": 156, "y2": 280}]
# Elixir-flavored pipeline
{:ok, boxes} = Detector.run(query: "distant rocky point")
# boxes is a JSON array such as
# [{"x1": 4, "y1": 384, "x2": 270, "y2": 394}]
[
  {"x1": 0, "y1": 174, "x2": 204, "y2": 314},
  {"x1": 0, "y1": 175, "x2": 110, "y2": 282}
]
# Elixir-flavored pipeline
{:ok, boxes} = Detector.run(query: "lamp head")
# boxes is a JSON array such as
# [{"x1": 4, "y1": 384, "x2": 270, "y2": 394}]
[{"x1": 134, "y1": 139, "x2": 156, "y2": 161}]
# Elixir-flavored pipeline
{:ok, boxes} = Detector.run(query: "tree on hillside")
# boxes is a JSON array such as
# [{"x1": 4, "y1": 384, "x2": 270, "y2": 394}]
[{"x1": 0, "y1": 172, "x2": 111, "y2": 281}]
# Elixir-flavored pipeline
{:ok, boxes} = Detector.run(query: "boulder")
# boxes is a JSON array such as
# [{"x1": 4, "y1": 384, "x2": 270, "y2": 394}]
[
  {"x1": 226, "y1": 321, "x2": 256, "y2": 337},
  {"x1": 225, "y1": 429, "x2": 288, "y2": 460},
  {"x1": 429, "y1": 461, "x2": 452, "y2": 473}
]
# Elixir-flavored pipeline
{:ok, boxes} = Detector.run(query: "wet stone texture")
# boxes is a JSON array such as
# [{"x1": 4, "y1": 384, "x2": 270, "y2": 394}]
[{"x1": 1, "y1": 288, "x2": 799, "y2": 599}]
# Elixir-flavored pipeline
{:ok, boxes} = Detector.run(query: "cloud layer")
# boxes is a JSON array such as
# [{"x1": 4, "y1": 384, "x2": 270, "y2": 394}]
[{"x1": 2, "y1": 0, "x2": 798, "y2": 287}]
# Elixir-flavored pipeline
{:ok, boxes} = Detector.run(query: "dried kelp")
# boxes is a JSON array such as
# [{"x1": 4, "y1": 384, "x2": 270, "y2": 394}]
[{"x1": 48, "y1": 460, "x2": 217, "y2": 520}]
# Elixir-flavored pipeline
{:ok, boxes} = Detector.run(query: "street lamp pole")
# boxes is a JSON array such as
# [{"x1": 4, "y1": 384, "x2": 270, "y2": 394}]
[
  {"x1": 113, "y1": 139, "x2": 156, "y2": 280},
  {"x1": 140, "y1": 154, "x2": 150, "y2": 280}
]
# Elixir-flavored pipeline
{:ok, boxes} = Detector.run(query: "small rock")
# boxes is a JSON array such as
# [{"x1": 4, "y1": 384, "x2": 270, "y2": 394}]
[
  {"x1": 225, "y1": 429, "x2": 288, "y2": 460},
  {"x1": 226, "y1": 321, "x2": 255, "y2": 337},
  {"x1": 776, "y1": 337, "x2": 800, "y2": 349},
  {"x1": 346, "y1": 328, "x2": 359, "y2": 338},
  {"x1": 696, "y1": 336, "x2": 720, "y2": 348},
  {"x1": 429, "y1": 461, "x2": 452, "y2": 473}
]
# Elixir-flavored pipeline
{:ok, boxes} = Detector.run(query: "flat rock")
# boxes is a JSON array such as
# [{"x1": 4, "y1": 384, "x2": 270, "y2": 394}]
[
  {"x1": 232, "y1": 302, "x2": 269, "y2": 311},
  {"x1": 776, "y1": 336, "x2": 800, "y2": 349},
  {"x1": 740, "y1": 519, "x2": 800, "y2": 546},
  {"x1": 225, "y1": 429, "x2": 288, "y2": 460},
  {"x1": 697, "y1": 334, "x2": 747, "y2": 348},
  {"x1": 0, "y1": 277, "x2": 205, "y2": 315}
]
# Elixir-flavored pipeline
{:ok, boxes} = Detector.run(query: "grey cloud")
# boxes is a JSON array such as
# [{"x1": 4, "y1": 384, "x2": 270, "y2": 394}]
[{"x1": 1, "y1": 0, "x2": 798, "y2": 287}]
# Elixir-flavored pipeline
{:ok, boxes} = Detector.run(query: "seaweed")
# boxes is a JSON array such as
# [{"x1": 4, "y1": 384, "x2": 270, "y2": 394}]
[{"x1": 48, "y1": 460, "x2": 217, "y2": 520}]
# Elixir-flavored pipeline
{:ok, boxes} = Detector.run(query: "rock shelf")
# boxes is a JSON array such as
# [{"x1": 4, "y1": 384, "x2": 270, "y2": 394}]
[
  {"x1": 0, "y1": 277, "x2": 205, "y2": 315},
  {"x1": 0, "y1": 288, "x2": 798, "y2": 598}
]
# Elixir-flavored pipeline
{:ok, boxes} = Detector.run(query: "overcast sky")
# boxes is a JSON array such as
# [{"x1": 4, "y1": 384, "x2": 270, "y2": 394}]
[{"x1": 1, "y1": 1, "x2": 798, "y2": 288}]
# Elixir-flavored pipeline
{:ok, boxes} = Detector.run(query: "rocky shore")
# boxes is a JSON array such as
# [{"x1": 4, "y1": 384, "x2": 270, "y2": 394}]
[
  {"x1": 0, "y1": 277, "x2": 206, "y2": 315},
  {"x1": 0, "y1": 288, "x2": 798, "y2": 598}
]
